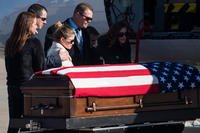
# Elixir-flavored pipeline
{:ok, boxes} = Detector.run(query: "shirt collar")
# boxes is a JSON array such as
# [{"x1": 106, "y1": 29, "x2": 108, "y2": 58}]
[{"x1": 68, "y1": 18, "x2": 79, "y2": 31}]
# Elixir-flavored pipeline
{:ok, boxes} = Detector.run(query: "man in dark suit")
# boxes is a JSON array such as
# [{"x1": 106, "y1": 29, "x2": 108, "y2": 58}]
[{"x1": 44, "y1": 2, "x2": 94, "y2": 65}]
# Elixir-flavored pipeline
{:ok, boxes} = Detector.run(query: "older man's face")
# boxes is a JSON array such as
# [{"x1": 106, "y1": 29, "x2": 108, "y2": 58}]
[{"x1": 77, "y1": 9, "x2": 93, "y2": 28}]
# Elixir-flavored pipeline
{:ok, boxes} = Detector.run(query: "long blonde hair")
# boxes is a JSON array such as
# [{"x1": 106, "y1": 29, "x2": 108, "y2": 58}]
[{"x1": 5, "y1": 12, "x2": 36, "y2": 57}]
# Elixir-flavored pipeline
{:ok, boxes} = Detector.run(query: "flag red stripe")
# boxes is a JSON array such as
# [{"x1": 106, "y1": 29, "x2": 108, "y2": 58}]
[
  {"x1": 75, "y1": 84, "x2": 159, "y2": 97},
  {"x1": 65, "y1": 69, "x2": 152, "y2": 78}
]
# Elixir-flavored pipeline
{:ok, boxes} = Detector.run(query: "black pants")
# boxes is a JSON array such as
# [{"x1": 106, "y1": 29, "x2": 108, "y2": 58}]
[{"x1": 7, "y1": 85, "x2": 23, "y2": 133}]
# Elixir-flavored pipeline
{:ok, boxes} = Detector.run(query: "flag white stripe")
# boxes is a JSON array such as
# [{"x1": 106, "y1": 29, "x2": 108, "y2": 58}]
[
  {"x1": 42, "y1": 67, "x2": 59, "y2": 74},
  {"x1": 57, "y1": 65, "x2": 147, "y2": 75},
  {"x1": 71, "y1": 75, "x2": 158, "y2": 88}
]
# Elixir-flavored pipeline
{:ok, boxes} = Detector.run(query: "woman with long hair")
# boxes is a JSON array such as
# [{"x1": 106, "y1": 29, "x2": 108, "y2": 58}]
[
  {"x1": 5, "y1": 11, "x2": 45, "y2": 133},
  {"x1": 97, "y1": 20, "x2": 131, "y2": 64}
]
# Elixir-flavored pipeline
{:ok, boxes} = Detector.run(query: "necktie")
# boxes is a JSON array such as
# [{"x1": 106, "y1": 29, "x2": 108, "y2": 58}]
[{"x1": 75, "y1": 28, "x2": 83, "y2": 51}]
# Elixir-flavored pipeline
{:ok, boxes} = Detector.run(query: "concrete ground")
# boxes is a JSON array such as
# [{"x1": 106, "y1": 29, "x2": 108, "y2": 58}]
[{"x1": 0, "y1": 48, "x2": 8, "y2": 133}]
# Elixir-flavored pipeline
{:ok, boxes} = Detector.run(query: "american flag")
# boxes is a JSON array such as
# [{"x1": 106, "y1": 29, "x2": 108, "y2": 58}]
[
  {"x1": 36, "y1": 62, "x2": 200, "y2": 97},
  {"x1": 37, "y1": 64, "x2": 159, "y2": 97},
  {"x1": 142, "y1": 62, "x2": 200, "y2": 93}
]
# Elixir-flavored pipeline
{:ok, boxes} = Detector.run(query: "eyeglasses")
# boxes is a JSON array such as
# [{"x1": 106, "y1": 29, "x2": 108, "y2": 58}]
[
  {"x1": 38, "y1": 16, "x2": 47, "y2": 21},
  {"x1": 118, "y1": 32, "x2": 128, "y2": 37},
  {"x1": 79, "y1": 13, "x2": 93, "y2": 22}
]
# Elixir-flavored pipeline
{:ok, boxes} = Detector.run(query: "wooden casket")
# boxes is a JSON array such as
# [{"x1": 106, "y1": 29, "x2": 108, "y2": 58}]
[{"x1": 21, "y1": 62, "x2": 200, "y2": 129}]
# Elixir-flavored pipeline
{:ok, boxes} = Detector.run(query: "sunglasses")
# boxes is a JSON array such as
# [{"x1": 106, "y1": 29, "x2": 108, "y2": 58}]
[
  {"x1": 66, "y1": 39, "x2": 75, "y2": 44},
  {"x1": 118, "y1": 32, "x2": 128, "y2": 37},
  {"x1": 38, "y1": 16, "x2": 47, "y2": 21},
  {"x1": 79, "y1": 13, "x2": 93, "y2": 22}
]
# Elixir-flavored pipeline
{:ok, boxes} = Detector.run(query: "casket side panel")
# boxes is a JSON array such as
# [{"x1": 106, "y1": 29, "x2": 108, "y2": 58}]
[
  {"x1": 136, "y1": 89, "x2": 199, "y2": 112},
  {"x1": 22, "y1": 75, "x2": 74, "y2": 118},
  {"x1": 21, "y1": 75, "x2": 200, "y2": 118},
  {"x1": 70, "y1": 89, "x2": 200, "y2": 118},
  {"x1": 70, "y1": 97, "x2": 138, "y2": 118}
]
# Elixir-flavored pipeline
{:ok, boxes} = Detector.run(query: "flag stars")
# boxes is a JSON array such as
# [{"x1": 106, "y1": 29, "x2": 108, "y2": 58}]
[
  {"x1": 153, "y1": 65, "x2": 159, "y2": 68},
  {"x1": 175, "y1": 67, "x2": 182, "y2": 70},
  {"x1": 160, "y1": 76, "x2": 166, "y2": 83},
  {"x1": 164, "y1": 67, "x2": 170, "y2": 71},
  {"x1": 153, "y1": 62, "x2": 160, "y2": 65},
  {"x1": 174, "y1": 70, "x2": 180, "y2": 75},
  {"x1": 178, "y1": 82, "x2": 184, "y2": 89},
  {"x1": 162, "y1": 72, "x2": 168, "y2": 76},
  {"x1": 177, "y1": 64, "x2": 183, "y2": 67},
  {"x1": 184, "y1": 76, "x2": 189, "y2": 82},
  {"x1": 186, "y1": 71, "x2": 192, "y2": 76},
  {"x1": 167, "y1": 83, "x2": 172, "y2": 89},
  {"x1": 196, "y1": 75, "x2": 200, "y2": 81},
  {"x1": 188, "y1": 66, "x2": 194, "y2": 70},
  {"x1": 172, "y1": 76, "x2": 177, "y2": 82},
  {"x1": 190, "y1": 82, "x2": 196, "y2": 88},
  {"x1": 152, "y1": 68, "x2": 158, "y2": 72},
  {"x1": 142, "y1": 62, "x2": 200, "y2": 92}
]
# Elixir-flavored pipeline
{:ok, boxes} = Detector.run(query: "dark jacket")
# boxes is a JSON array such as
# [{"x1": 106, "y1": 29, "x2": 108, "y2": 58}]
[
  {"x1": 5, "y1": 37, "x2": 45, "y2": 86},
  {"x1": 44, "y1": 18, "x2": 93, "y2": 66},
  {"x1": 96, "y1": 34, "x2": 131, "y2": 64}
]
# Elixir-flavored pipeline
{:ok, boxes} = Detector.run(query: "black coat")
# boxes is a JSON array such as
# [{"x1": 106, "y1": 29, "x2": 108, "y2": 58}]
[
  {"x1": 44, "y1": 18, "x2": 94, "y2": 66},
  {"x1": 96, "y1": 34, "x2": 131, "y2": 64},
  {"x1": 5, "y1": 37, "x2": 45, "y2": 86}
]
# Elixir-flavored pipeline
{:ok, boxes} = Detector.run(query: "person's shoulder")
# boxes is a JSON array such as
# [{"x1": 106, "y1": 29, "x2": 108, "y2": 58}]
[
  {"x1": 47, "y1": 23, "x2": 56, "y2": 32},
  {"x1": 63, "y1": 18, "x2": 70, "y2": 25},
  {"x1": 98, "y1": 33, "x2": 108, "y2": 42},
  {"x1": 28, "y1": 37, "x2": 41, "y2": 43},
  {"x1": 27, "y1": 37, "x2": 42, "y2": 48}
]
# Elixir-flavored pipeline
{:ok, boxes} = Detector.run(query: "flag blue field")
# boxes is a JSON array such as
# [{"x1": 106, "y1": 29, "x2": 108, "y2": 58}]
[{"x1": 142, "y1": 62, "x2": 200, "y2": 93}]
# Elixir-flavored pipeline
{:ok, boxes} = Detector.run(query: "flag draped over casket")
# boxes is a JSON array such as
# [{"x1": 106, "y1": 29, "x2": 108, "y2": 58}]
[
  {"x1": 35, "y1": 62, "x2": 200, "y2": 97},
  {"x1": 36, "y1": 64, "x2": 159, "y2": 97}
]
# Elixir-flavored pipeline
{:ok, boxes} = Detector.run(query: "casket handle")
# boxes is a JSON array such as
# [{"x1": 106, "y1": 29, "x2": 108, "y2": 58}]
[
  {"x1": 86, "y1": 96, "x2": 192, "y2": 112},
  {"x1": 86, "y1": 102, "x2": 143, "y2": 112},
  {"x1": 185, "y1": 96, "x2": 192, "y2": 105},
  {"x1": 138, "y1": 96, "x2": 192, "y2": 108},
  {"x1": 30, "y1": 103, "x2": 59, "y2": 111}
]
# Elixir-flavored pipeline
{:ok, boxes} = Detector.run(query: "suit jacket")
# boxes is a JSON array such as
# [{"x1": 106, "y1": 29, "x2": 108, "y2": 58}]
[{"x1": 44, "y1": 18, "x2": 93, "y2": 66}]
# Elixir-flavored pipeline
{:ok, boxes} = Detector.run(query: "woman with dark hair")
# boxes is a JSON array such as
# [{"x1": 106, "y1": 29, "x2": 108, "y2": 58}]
[
  {"x1": 5, "y1": 11, "x2": 45, "y2": 133},
  {"x1": 96, "y1": 20, "x2": 131, "y2": 64}
]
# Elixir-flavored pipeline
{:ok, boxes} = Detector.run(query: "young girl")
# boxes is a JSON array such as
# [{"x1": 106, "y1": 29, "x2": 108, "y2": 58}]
[{"x1": 46, "y1": 21, "x2": 75, "y2": 68}]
